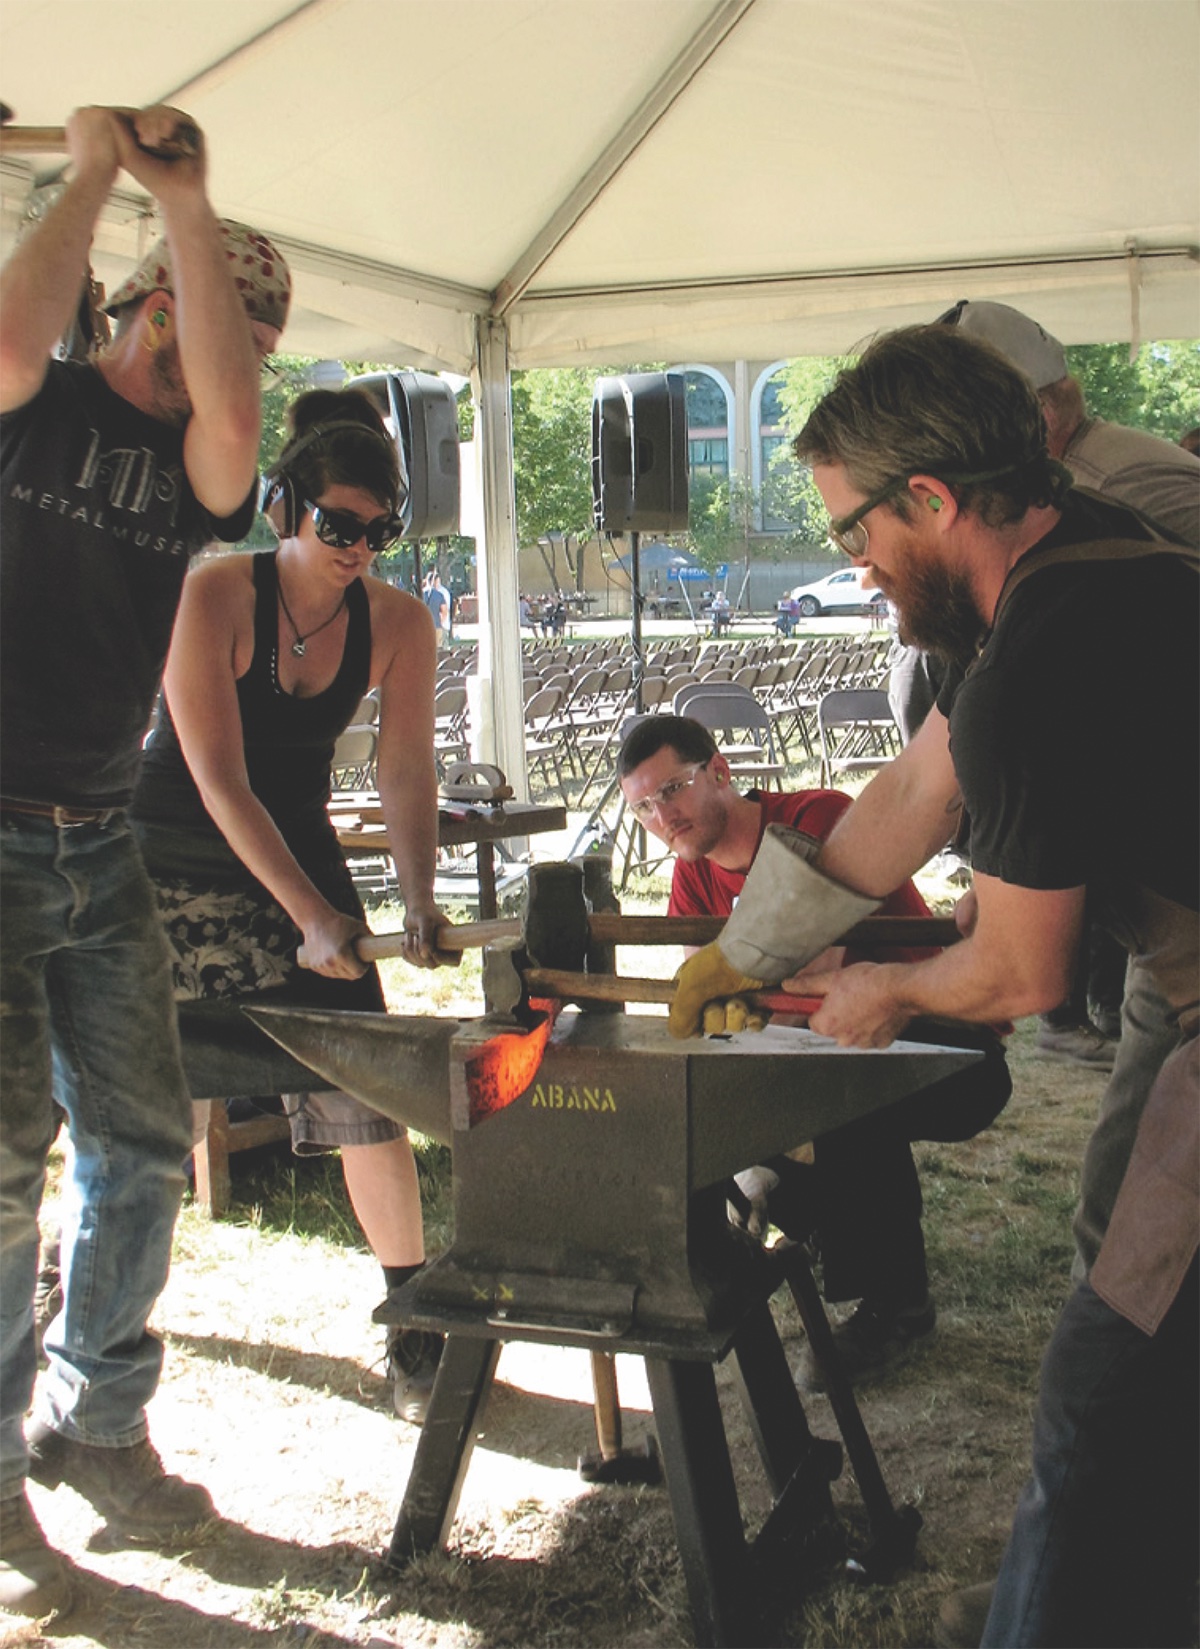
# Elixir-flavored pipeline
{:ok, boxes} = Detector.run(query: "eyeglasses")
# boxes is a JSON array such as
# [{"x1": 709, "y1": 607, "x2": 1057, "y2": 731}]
[
  {"x1": 828, "y1": 475, "x2": 913, "y2": 557},
  {"x1": 828, "y1": 461, "x2": 1031, "y2": 556},
  {"x1": 306, "y1": 500, "x2": 404, "y2": 555},
  {"x1": 628, "y1": 762, "x2": 711, "y2": 823}
]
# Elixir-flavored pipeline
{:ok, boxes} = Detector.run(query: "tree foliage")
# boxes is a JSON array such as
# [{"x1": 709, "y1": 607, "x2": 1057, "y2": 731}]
[
  {"x1": 767, "y1": 338, "x2": 1199, "y2": 554},
  {"x1": 510, "y1": 368, "x2": 597, "y2": 550},
  {"x1": 1066, "y1": 340, "x2": 1200, "y2": 441}
]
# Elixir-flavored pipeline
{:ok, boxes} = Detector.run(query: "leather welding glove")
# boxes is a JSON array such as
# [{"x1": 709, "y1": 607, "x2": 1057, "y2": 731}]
[
  {"x1": 702, "y1": 997, "x2": 768, "y2": 1035},
  {"x1": 669, "y1": 825, "x2": 881, "y2": 1038},
  {"x1": 727, "y1": 1164, "x2": 781, "y2": 1241}
]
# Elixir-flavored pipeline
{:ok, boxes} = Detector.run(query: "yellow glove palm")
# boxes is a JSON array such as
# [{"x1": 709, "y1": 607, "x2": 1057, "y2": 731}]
[{"x1": 669, "y1": 943, "x2": 763, "y2": 1039}]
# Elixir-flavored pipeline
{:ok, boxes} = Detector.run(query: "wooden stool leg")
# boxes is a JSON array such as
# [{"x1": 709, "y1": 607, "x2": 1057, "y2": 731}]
[{"x1": 192, "y1": 1099, "x2": 232, "y2": 1219}]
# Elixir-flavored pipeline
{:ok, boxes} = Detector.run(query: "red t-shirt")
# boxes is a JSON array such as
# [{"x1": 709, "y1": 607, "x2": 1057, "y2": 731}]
[{"x1": 668, "y1": 789, "x2": 937, "y2": 965}]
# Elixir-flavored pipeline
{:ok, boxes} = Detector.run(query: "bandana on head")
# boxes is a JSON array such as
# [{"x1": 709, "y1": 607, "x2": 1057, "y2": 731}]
[{"x1": 103, "y1": 219, "x2": 291, "y2": 330}]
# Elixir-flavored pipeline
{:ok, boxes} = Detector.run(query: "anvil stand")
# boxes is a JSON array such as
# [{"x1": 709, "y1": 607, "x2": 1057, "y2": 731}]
[
  {"x1": 382, "y1": 1237, "x2": 920, "y2": 1649},
  {"x1": 383, "y1": 854, "x2": 920, "y2": 1648}
]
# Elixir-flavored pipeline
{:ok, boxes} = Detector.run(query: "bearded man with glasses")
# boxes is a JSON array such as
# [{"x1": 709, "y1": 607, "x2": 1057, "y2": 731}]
[
  {"x1": 616, "y1": 714, "x2": 1010, "y2": 1391},
  {"x1": 671, "y1": 324, "x2": 1198, "y2": 1649}
]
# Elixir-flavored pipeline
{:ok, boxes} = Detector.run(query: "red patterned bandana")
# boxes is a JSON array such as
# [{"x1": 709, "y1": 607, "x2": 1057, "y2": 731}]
[{"x1": 103, "y1": 219, "x2": 291, "y2": 330}]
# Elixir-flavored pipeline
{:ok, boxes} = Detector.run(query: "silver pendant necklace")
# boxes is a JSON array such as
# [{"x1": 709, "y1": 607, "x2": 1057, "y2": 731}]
[{"x1": 277, "y1": 578, "x2": 346, "y2": 658}]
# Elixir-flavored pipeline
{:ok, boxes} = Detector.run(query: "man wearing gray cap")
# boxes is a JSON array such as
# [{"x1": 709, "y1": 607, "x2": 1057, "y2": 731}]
[
  {"x1": 941, "y1": 298, "x2": 1198, "y2": 547},
  {"x1": 0, "y1": 104, "x2": 289, "y2": 1616}
]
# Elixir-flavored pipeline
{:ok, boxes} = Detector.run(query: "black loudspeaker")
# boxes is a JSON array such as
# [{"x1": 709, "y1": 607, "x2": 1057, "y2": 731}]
[
  {"x1": 591, "y1": 371, "x2": 689, "y2": 534},
  {"x1": 347, "y1": 370, "x2": 461, "y2": 538}
]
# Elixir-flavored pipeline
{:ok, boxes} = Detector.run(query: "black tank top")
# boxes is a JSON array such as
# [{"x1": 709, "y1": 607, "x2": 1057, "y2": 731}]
[{"x1": 134, "y1": 551, "x2": 371, "y2": 845}]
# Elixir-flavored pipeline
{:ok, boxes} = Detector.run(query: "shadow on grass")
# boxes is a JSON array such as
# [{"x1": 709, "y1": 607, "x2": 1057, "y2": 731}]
[
  {"x1": 164, "y1": 1328, "x2": 634, "y2": 1474},
  {"x1": 40, "y1": 1549, "x2": 372, "y2": 1649}
]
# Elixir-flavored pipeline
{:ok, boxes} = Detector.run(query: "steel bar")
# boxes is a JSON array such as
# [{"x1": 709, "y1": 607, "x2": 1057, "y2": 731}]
[
  {"x1": 728, "y1": 1294, "x2": 835, "y2": 1506},
  {"x1": 782, "y1": 1242, "x2": 919, "y2": 1568}
]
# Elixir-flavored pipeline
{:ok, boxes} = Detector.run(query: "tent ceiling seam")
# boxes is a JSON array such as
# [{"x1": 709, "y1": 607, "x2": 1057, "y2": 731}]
[
  {"x1": 490, "y1": 0, "x2": 757, "y2": 319},
  {"x1": 154, "y1": 0, "x2": 335, "y2": 108},
  {"x1": 515, "y1": 247, "x2": 1200, "y2": 308}
]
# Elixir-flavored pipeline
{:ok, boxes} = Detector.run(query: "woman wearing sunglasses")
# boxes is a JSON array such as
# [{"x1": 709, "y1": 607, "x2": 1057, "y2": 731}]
[{"x1": 130, "y1": 387, "x2": 447, "y2": 1420}]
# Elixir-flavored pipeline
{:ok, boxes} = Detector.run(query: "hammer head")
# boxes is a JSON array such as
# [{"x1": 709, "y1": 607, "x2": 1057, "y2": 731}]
[
  {"x1": 477, "y1": 860, "x2": 583, "y2": 1022},
  {"x1": 522, "y1": 861, "x2": 590, "y2": 970}
]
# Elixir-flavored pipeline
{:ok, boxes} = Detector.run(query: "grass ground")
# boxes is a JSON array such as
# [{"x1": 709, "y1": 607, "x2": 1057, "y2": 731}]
[{"x1": 18, "y1": 838, "x2": 1113, "y2": 1648}]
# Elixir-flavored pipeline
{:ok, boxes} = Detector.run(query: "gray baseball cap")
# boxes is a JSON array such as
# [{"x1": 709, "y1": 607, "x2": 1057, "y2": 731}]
[{"x1": 936, "y1": 299, "x2": 1068, "y2": 389}]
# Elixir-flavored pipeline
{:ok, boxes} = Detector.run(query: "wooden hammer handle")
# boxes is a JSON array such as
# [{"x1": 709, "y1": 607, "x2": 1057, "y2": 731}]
[
  {"x1": 299, "y1": 911, "x2": 958, "y2": 969},
  {"x1": 297, "y1": 917, "x2": 519, "y2": 968},
  {"x1": 0, "y1": 119, "x2": 201, "y2": 158},
  {"x1": 587, "y1": 912, "x2": 960, "y2": 949},
  {"x1": 522, "y1": 968, "x2": 822, "y2": 1016}
]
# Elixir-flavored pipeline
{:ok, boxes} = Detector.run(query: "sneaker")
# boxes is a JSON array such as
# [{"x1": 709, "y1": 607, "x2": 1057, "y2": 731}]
[
  {"x1": 385, "y1": 1328, "x2": 444, "y2": 1425},
  {"x1": 26, "y1": 1425, "x2": 213, "y2": 1544},
  {"x1": 0, "y1": 1489, "x2": 71, "y2": 1618},
  {"x1": 1034, "y1": 1022, "x2": 1118, "y2": 1069},
  {"x1": 933, "y1": 1581, "x2": 995, "y2": 1649},
  {"x1": 795, "y1": 1294, "x2": 937, "y2": 1394}
]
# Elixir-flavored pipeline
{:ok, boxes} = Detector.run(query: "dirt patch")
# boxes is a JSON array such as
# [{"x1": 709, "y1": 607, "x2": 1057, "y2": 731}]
[{"x1": 9, "y1": 1021, "x2": 1109, "y2": 1649}]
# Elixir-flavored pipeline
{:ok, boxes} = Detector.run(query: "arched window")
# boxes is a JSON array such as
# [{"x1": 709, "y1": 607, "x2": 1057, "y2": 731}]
[{"x1": 683, "y1": 369, "x2": 730, "y2": 480}]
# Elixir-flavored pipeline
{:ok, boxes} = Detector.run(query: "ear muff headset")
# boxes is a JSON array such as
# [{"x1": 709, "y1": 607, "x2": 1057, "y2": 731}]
[{"x1": 260, "y1": 419, "x2": 398, "y2": 540}]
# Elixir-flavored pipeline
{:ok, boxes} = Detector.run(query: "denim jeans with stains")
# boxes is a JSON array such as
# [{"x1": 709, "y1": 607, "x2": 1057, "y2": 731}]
[{"x1": 0, "y1": 812, "x2": 191, "y2": 1498}]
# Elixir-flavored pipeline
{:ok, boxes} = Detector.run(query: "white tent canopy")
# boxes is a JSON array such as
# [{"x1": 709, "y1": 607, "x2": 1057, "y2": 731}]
[{"x1": 3, "y1": 0, "x2": 1198, "y2": 788}]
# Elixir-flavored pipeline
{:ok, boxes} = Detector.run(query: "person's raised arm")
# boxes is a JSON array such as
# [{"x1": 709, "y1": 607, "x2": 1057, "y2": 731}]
[
  {"x1": 111, "y1": 108, "x2": 263, "y2": 517},
  {"x1": 0, "y1": 107, "x2": 121, "y2": 412},
  {"x1": 373, "y1": 591, "x2": 447, "y2": 968},
  {"x1": 163, "y1": 561, "x2": 367, "y2": 977}
]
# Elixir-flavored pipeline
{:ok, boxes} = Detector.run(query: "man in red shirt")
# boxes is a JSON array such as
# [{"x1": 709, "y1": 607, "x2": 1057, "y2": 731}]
[{"x1": 617, "y1": 714, "x2": 1010, "y2": 1388}]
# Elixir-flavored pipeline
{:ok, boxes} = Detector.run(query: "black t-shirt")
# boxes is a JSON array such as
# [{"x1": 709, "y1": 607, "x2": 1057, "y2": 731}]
[
  {"x1": 0, "y1": 360, "x2": 255, "y2": 807},
  {"x1": 938, "y1": 491, "x2": 1198, "y2": 913}
]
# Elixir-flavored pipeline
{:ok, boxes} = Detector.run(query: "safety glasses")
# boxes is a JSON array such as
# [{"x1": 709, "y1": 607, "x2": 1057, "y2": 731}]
[
  {"x1": 306, "y1": 500, "x2": 404, "y2": 555},
  {"x1": 628, "y1": 761, "x2": 711, "y2": 823},
  {"x1": 828, "y1": 461, "x2": 1031, "y2": 557},
  {"x1": 827, "y1": 476, "x2": 911, "y2": 557}
]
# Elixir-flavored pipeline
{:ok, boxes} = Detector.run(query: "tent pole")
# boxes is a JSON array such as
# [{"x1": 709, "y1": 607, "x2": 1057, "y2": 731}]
[
  {"x1": 471, "y1": 316, "x2": 530, "y2": 806},
  {"x1": 630, "y1": 530, "x2": 644, "y2": 716}
]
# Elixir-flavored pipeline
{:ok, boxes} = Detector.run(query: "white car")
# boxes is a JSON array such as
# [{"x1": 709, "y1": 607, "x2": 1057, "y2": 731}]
[{"x1": 787, "y1": 565, "x2": 883, "y2": 618}]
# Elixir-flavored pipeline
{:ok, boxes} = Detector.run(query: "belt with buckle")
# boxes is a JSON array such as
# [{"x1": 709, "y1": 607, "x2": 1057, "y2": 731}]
[{"x1": 0, "y1": 798, "x2": 121, "y2": 828}]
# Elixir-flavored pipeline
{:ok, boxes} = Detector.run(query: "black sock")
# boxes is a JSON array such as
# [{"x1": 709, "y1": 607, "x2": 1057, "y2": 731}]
[{"x1": 382, "y1": 1262, "x2": 424, "y2": 1295}]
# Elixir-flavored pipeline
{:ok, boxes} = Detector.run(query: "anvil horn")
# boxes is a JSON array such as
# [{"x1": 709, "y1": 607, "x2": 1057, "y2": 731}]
[{"x1": 244, "y1": 1006, "x2": 458, "y2": 1144}]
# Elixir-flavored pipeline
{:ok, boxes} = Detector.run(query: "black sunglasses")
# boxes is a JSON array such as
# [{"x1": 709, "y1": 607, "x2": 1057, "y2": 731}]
[{"x1": 306, "y1": 499, "x2": 403, "y2": 555}]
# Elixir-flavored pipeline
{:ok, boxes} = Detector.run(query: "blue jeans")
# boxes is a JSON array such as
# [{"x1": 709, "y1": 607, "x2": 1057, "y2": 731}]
[
  {"x1": 0, "y1": 813, "x2": 192, "y2": 1496},
  {"x1": 982, "y1": 1262, "x2": 1199, "y2": 1648}
]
